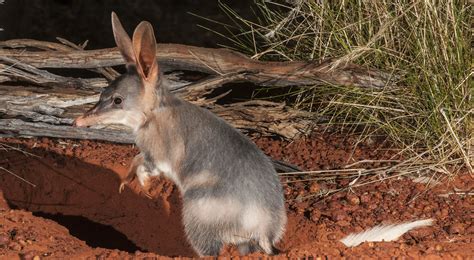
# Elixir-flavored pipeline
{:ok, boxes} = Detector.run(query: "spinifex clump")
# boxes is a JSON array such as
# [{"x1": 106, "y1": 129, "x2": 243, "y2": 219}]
[{"x1": 207, "y1": 0, "x2": 472, "y2": 184}]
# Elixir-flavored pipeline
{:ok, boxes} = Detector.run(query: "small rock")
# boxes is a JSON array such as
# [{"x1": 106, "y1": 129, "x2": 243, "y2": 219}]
[
  {"x1": 466, "y1": 224, "x2": 474, "y2": 234},
  {"x1": 20, "y1": 251, "x2": 36, "y2": 260},
  {"x1": 438, "y1": 208, "x2": 449, "y2": 219},
  {"x1": 423, "y1": 205, "x2": 433, "y2": 212},
  {"x1": 327, "y1": 233, "x2": 337, "y2": 240},
  {"x1": 14, "y1": 234, "x2": 25, "y2": 241},
  {"x1": 368, "y1": 242, "x2": 375, "y2": 247},
  {"x1": 328, "y1": 201, "x2": 341, "y2": 210},
  {"x1": 311, "y1": 210, "x2": 321, "y2": 222},
  {"x1": 8, "y1": 241, "x2": 22, "y2": 251},
  {"x1": 0, "y1": 234, "x2": 9, "y2": 246},
  {"x1": 18, "y1": 239, "x2": 27, "y2": 246},
  {"x1": 309, "y1": 182, "x2": 320, "y2": 193},
  {"x1": 346, "y1": 193, "x2": 360, "y2": 205},
  {"x1": 409, "y1": 227, "x2": 433, "y2": 239},
  {"x1": 360, "y1": 193, "x2": 371, "y2": 204},
  {"x1": 435, "y1": 244, "x2": 443, "y2": 251},
  {"x1": 296, "y1": 206, "x2": 306, "y2": 215},
  {"x1": 336, "y1": 220, "x2": 351, "y2": 227},
  {"x1": 108, "y1": 250, "x2": 119, "y2": 258},
  {"x1": 367, "y1": 203, "x2": 378, "y2": 210},
  {"x1": 331, "y1": 210, "x2": 347, "y2": 222},
  {"x1": 447, "y1": 223, "x2": 465, "y2": 235}
]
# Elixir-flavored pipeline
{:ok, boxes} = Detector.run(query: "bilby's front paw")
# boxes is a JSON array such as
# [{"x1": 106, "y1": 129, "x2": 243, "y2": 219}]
[
  {"x1": 136, "y1": 164, "x2": 151, "y2": 187},
  {"x1": 118, "y1": 169, "x2": 137, "y2": 194},
  {"x1": 142, "y1": 190, "x2": 153, "y2": 199}
]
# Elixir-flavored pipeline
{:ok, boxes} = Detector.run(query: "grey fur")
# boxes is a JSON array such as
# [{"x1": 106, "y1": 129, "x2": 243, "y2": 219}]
[
  {"x1": 133, "y1": 76, "x2": 287, "y2": 256},
  {"x1": 74, "y1": 13, "x2": 286, "y2": 257}
]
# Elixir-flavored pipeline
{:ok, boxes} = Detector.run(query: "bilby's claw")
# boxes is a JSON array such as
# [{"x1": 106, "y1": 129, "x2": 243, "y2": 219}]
[
  {"x1": 144, "y1": 191, "x2": 153, "y2": 199},
  {"x1": 119, "y1": 182, "x2": 126, "y2": 193}
]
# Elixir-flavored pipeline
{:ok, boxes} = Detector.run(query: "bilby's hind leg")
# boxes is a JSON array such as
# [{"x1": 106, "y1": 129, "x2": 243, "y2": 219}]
[
  {"x1": 258, "y1": 237, "x2": 274, "y2": 255},
  {"x1": 186, "y1": 231, "x2": 223, "y2": 257},
  {"x1": 238, "y1": 241, "x2": 259, "y2": 255},
  {"x1": 183, "y1": 211, "x2": 224, "y2": 256}
]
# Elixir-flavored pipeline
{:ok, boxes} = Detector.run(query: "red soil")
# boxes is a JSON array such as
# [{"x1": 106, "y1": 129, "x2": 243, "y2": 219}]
[{"x1": 0, "y1": 134, "x2": 472, "y2": 259}]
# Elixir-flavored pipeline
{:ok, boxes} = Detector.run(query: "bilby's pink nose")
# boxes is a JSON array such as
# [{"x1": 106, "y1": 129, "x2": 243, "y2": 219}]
[{"x1": 73, "y1": 116, "x2": 86, "y2": 127}]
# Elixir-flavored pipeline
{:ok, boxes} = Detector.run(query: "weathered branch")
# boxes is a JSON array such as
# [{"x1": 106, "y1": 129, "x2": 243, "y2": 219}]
[
  {"x1": 0, "y1": 81, "x2": 310, "y2": 139},
  {"x1": 0, "y1": 39, "x2": 395, "y2": 88},
  {"x1": 0, "y1": 119, "x2": 301, "y2": 172},
  {"x1": 0, "y1": 119, "x2": 133, "y2": 143},
  {"x1": 0, "y1": 38, "x2": 387, "y2": 141}
]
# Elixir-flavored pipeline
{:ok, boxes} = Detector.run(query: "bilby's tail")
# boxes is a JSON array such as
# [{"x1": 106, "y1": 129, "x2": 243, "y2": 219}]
[{"x1": 340, "y1": 219, "x2": 434, "y2": 247}]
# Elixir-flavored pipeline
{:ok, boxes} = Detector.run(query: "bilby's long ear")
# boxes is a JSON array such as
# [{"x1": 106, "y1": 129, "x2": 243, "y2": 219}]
[
  {"x1": 132, "y1": 21, "x2": 159, "y2": 84},
  {"x1": 111, "y1": 12, "x2": 136, "y2": 67}
]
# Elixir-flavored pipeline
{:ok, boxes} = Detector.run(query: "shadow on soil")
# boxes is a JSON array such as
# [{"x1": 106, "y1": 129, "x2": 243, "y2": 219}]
[{"x1": 0, "y1": 144, "x2": 195, "y2": 257}]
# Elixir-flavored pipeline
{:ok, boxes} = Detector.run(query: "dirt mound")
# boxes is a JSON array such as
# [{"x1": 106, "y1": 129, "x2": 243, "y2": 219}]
[{"x1": 0, "y1": 136, "x2": 472, "y2": 259}]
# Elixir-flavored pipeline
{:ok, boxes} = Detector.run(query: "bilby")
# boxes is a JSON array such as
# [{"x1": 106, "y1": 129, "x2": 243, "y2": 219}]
[{"x1": 74, "y1": 12, "x2": 286, "y2": 257}]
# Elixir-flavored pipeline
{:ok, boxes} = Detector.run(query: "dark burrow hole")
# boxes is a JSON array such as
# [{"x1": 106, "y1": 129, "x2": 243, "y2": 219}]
[{"x1": 32, "y1": 212, "x2": 142, "y2": 253}]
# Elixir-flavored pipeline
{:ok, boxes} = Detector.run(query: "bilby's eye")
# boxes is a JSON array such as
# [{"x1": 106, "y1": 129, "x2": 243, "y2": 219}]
[{"x1": 113, "y1": 97, "x2": 123, "y2": 105}]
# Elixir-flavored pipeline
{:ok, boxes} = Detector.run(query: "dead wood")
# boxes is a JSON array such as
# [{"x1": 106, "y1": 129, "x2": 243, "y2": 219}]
[
  {"x1": 0, "y1": 81, "x2": 310, "y2": 139},
  {"x1": 0, "y1": 38, "x2": 391, "y2": 142},
  {"x1": 0, "y1": 39, "x2": 395, "y2": 88}
]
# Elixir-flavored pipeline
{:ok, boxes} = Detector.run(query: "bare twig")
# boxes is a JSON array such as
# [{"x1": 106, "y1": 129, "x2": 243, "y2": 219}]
[{"x1": 0, "y1": 166, "x2": 36, "y2": 187}]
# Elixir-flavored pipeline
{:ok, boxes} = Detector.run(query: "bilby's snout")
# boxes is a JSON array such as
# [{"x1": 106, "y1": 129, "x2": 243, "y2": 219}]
[
  {"x1": 73, "y1": 104, "x2": 100, "y2": 127},
  {"x1": 72, "y1": 116, "x2": 85, "y2": 127}
]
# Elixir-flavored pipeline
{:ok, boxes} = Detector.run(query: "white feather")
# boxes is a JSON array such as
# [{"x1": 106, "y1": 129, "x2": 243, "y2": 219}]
[{"x1": 340, "y1": 219, "x2": 433, "y2": 247}]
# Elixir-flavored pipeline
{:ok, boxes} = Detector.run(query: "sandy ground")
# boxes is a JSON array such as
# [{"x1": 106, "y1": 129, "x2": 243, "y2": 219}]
[{"x1": 0, "y1": 134, "x2": 472, "y2": 259}]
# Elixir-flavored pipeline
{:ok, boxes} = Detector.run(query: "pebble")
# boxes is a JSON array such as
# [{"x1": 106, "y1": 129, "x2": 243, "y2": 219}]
[
  {"x1": 346, "y1": 193, "x2": 360, "y2": 205},
  {"x1": 311, "y1": 210, "x2": 321, "y2": 222},
  {"x1": 331, "y1": 210, "x2": 347, "y2": 221},
  {"x1": 423, "y1": 205, "x2": 433, "y2": 212},
  {"x1": 367, "y1": 203, "x2": 378, "y2": 210},
  {"x1": 8, "y1": 241, "x2": 22, "y2": 251},
  {"x1": 336, "y1": 220, "x2": 351, "y2": 227},
  {"x1": 328, "y1": 201, "x2": 341, "y2": 210},
  {"x1": 466, "y1": 224, "x2": 474, "y2": 234},
  {"x1": 327, "y1": 233, "x2": 337, "y2": 240},
  {"x1": 309, "y1": 182, "x2": 320, "y2": 193},
  {"x1": 0, "y1": 234, "x2": 9, "y2": 246},
  {"x1": 107, "y1": 250, "x2": 119, "y2": 258},
  {"x1": 409, "y1": 227, "x2": 433, "y2": 239},
  {"x1": 438, "y1": 208, "x2": 449, "y2": 219},
  {"x1": 360, "y1": 193, "x2": 371, "y2": 204},
  {"x1": 21, "y1": 251, "x2": 36, "y2": 259},
  {"x1": 447, "y1": 223, "x2": 464, "y2": 234},
  {"x1": 435, "y1": 244, "x2": 443, "y2": 251},
  {"x1": 15, "y1": 234, "x2": 25, "y2": 241}
]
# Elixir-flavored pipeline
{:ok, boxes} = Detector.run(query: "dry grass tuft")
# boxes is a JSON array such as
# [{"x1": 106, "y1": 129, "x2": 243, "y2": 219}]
[{"x1": 199, "y1": 0, "x2": 473, "y2": 193}]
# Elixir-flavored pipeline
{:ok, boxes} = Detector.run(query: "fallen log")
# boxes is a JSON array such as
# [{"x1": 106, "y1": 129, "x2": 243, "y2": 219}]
[
  {"x1": 0, "y1": 38, "x2": 393, "y2": 141},
  {"x1": 0, "y1": 81, "x2": 311, "y2": 139},
  {"x1": 0, "y1": 39, "x2": 395, "y2": 88}
]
